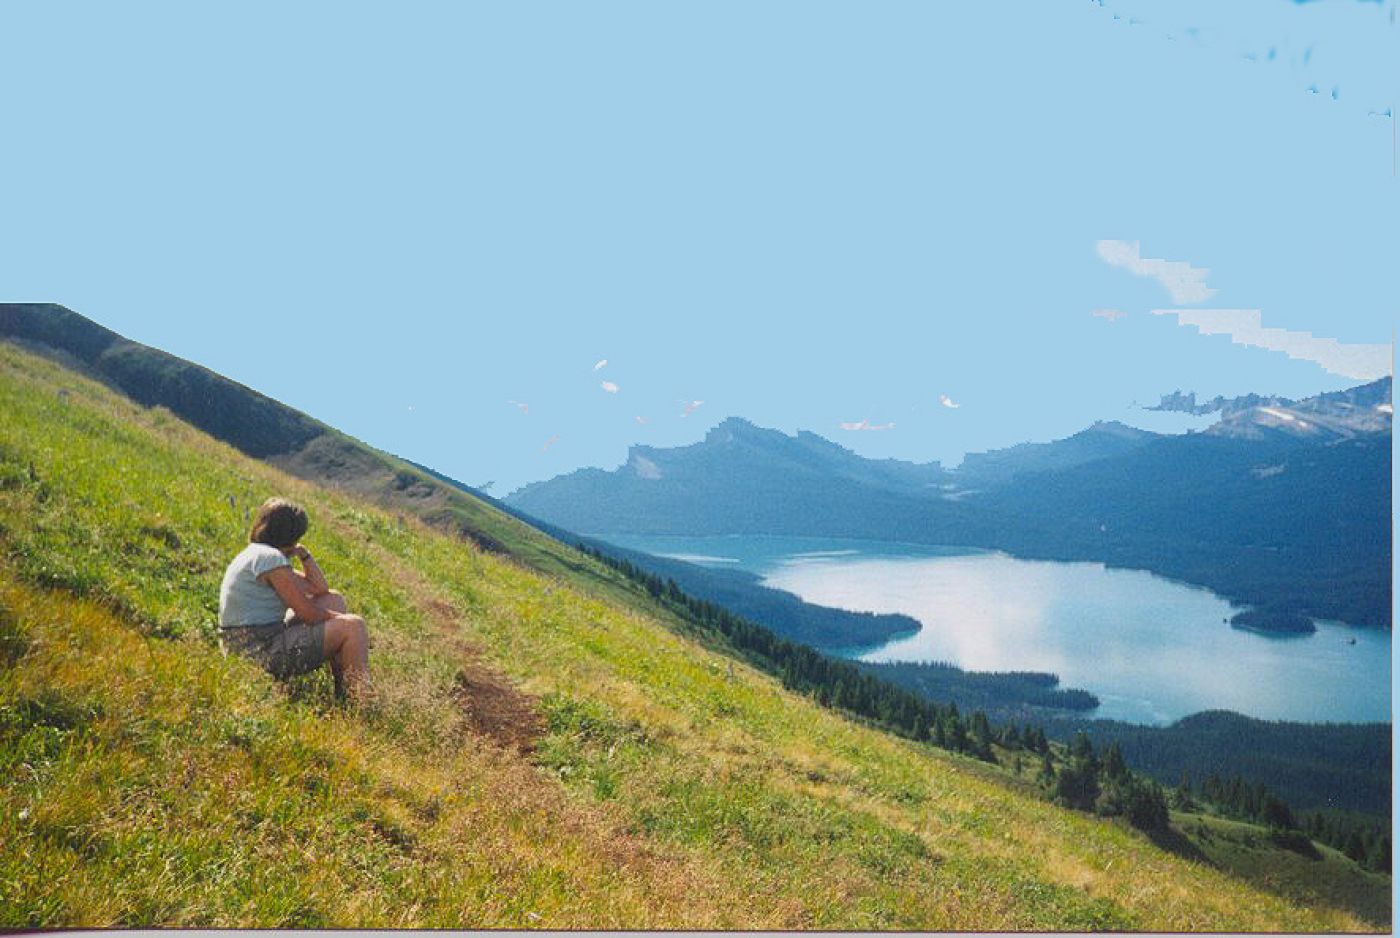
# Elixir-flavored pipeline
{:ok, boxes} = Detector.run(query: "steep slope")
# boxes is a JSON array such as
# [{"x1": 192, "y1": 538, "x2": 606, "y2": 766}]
[
  {"x1": 0, "y1": 303, "x2": 620, "y2": 585},
  {"x1": 0, "y1": 344, "x2": 1384, "y2": 929},
  {"x1": 0, "y1": 302, "x2": 325, "y2": 457}
]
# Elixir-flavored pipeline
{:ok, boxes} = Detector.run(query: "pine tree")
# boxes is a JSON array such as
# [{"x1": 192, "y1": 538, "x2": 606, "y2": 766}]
[
  {"x1": 970, "y1": 711, "x2": 994, "y2": 760},
  {"x1": 1260, "y1": 793, "x2": 1294, "y2": 830},
  {"x1": 1069, "y1": 733, "x2": 1098, "y2": 773},
  {"x1": 1055, "y1": 736, "x2": 1100, "y2": 812},
  {"x1": 1101, "y1": 743, "x2": 1128, "y2": 782},
  {"x1": 948, "y1": 716, "x2": 969, "y2": 754},
  {"x1": 1370, "y1": 833, "x2": 1391, "y2": 873},
  {"x1": 1171, "y1": 775, "x2": 1196, "y2": 812},
  {"x1": 1344, "y1": 829, "x2": 1367, "y2": 865},
  {"x1": 1126, "y1": 779, "x2": 1170, "y2": 832}
]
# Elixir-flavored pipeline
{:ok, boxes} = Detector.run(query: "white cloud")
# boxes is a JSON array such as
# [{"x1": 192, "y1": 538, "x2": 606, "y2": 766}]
[
  {"x1": 839, "y1": 419, "x2": 895, "y2": 431},
  {"x1": 600, "y1": 381, "x2": 619, "y2": 393},
  {"x1": 1091, "y1": 308, "x2": 1127, "y2": 322},
  {"x1": 939, "y1": 394, "x2": 961, "y2": 409},
  {"x1": 594, "y1": 359, "x2": 608, "y2": 371},
  {"x1": 1151, "y1": 309, "x2": 1392, "y2": 380},
  {"x1": 1097, "y1": 240, "x2": 1217, "y2": 304}
]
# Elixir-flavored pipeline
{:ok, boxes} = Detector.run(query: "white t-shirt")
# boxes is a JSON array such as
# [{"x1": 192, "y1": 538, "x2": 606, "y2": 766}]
[{"x1": 218, "y1": 543, "x2": 292, "y2": 627}]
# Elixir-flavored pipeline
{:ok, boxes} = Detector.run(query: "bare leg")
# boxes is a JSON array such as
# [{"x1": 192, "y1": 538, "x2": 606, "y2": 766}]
[
  {"x1": 321, "y1": 613, "x2": 371, "y2": 703},
  {"x1": 313, "y1": 592, "x2": 352, "y2": 698}
]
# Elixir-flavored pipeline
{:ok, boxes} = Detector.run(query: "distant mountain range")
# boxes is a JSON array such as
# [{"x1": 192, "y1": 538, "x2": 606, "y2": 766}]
[
  {"x1": 508, "y1": 380, "x2": 1392, "y2": 627},
  {"x1": 1204, "y1": 379, "x2": 1392, "y2": 442},
  {"x1": 1148, "y1": 381, "x2": 1393, "y2": 444},
  {"x1": 951, "y1": 420, "x2": 1159, "y2": 490}
]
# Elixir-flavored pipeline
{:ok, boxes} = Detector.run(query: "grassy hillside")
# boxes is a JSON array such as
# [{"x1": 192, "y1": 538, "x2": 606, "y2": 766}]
[
  {"x1": 0, "y1": 304, "x2": 614, "y2": 587},
  {"x1": 0, "y1": 341, "x2": 1385, "y2": 930}
]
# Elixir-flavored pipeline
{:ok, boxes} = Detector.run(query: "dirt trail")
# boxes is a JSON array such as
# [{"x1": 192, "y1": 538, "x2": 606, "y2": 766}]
[
  {"x1": 312, "y1": 519, "x2": 750, "y2": 925},
  {"x1": 451, "y1": 654, "x2": 544, "y2": 754},
  {"x1": 354, "y1": 547, "x2": 545, "y2": 754}
]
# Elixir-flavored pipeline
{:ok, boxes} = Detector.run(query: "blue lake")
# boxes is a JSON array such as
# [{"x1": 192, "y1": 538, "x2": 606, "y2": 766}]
[{"x1": 604, "y1": 534, "x2": 1392, "y2": 726}]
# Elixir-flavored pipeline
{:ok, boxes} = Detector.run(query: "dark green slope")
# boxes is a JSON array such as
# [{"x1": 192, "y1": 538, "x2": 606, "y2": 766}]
[
  {"x1": 0, "y1": 303, "x2": 324, "y2": 458},
  {"x1": 1050, "y1": 711, "x2": 1392, "y2": 819},
  {"x1": 978, "y1": 432, "x2": 1391, "y2": 626}
]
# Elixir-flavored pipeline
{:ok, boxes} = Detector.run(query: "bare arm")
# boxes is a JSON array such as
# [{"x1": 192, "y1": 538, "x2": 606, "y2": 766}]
[
  {"x1": 263, "y1": 566, "x2": 333, "y2": 623},
  {"x1": 291, "y1": 544, "x2": 330, "y2": 596}
]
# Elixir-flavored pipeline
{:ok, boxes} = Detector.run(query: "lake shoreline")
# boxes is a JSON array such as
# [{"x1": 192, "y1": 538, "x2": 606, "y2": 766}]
[{"x1": 607, "y1": 533, "x2": 1390, "y2": 727}]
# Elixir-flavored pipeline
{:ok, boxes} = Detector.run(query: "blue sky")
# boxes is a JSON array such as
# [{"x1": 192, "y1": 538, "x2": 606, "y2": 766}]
[{"x1": 2, "y1": 0, "x2": 1395, "y2": 494}]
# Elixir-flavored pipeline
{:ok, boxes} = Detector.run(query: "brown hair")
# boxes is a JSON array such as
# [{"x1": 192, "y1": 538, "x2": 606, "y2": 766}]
[{"x1": 249, "y1": 497, "x2": 309, "y2": 549}]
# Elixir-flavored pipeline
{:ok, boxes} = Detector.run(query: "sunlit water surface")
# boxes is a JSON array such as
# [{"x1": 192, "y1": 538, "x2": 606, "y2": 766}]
[{"x1": 604, "y1": 534, "x2": 1391, "y2": 726}]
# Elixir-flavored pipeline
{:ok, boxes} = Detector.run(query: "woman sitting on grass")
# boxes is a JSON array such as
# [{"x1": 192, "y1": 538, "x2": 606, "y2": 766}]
[{"x1": 218, "y1": 497, "x2": 371, "y2": 701}]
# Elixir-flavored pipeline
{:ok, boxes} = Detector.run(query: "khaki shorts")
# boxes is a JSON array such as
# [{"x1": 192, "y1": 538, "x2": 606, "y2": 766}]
[{"x1": 220, "y1": 618, "x2": 327, "y2": 679}]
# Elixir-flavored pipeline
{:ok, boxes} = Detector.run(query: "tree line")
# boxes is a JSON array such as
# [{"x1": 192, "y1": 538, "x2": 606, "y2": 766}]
[
  {"x1": 582, "y1": 547, "x2": 1172, "y2": 833},
  {"x1": 1174, "y1": 772, "x2": 1391, "y2": 874},
  {"x1": 1062, "y1": 710, "x2": 1390, "y2": 820}
]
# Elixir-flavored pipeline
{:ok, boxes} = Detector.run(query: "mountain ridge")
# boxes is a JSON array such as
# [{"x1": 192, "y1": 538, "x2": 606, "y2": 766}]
[{"x1": 507, "y1": 386, "x2": 1391, "y2": 627}]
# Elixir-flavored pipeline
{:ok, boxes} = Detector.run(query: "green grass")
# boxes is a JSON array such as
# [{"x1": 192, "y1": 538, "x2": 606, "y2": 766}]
[
  {"x1": 0, "y1": 341, "x2": 1385, "y2": 930},
  {"x1": 1176, "y1": 811, "x2": 1392, "y2": 926}
]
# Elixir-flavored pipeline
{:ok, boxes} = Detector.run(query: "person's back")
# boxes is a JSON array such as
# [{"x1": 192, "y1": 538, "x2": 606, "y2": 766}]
[{"x1": 219, "y1": 542, "x2": 294, "y2": 628}]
